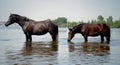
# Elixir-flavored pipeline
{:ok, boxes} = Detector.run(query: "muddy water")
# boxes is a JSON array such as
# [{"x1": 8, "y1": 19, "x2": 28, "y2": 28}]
[{"x1": 0, "y1": 27, "x2": 120, "y2": 65}]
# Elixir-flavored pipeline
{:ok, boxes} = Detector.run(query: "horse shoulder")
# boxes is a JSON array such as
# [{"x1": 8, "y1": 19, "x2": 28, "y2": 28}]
[
  {"x1": 81, "y1": 24, "x2": 89, "y2": 34},
  {"x1": 23, "y1": 22, "x2": 33, "y2": 33}
]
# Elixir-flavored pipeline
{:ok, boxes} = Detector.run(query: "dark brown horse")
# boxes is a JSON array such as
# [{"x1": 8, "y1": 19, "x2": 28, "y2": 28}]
[
  {"x1": 5, "y1": 14, "x2": 58, "y2": 42},
  {"x1": 68, "y1": 23, "x2": 110, "y2": 42}
]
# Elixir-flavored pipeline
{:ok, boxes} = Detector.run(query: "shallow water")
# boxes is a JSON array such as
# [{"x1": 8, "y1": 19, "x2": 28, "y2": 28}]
[{"x1": 0, "y1": 26, "x2": 120, "y2": 65}]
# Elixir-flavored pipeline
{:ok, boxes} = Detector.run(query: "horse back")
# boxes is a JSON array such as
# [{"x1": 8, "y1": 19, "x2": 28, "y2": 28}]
[
  {"x1": 34, "y1": 19, "x2": 58, "y2": 35},
  {"x1": 81, "y1": 24, "x2": 100, "y2": 33},
  {"x1": 81, "y1": 23, "x2": 110, "y2": 36}
]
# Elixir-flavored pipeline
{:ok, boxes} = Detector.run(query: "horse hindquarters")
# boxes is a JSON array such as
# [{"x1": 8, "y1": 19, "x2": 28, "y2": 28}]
[
  {"x1": 52, "y1": 26, "x2": 58, "y2": 41},
  {"x1": 49, "y1": 24, "x2": 58, "y2": 41},
  {"x1": 102, "y1": 24, "x2": 110, "y2": 42}
]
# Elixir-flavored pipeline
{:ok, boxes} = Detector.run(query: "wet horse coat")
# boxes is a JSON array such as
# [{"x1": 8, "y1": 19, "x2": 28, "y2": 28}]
[
  {"x1": 5, "y1": 14, "x2": 58, "y2": 42},
  {"x1": 68, "y1": 23, "x2": 110, "y2": 42}
]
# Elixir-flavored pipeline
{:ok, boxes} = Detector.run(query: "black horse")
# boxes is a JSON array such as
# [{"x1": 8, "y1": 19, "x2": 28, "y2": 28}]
[
  {"x1": 5, "y1": 14, "x2": 58, "y2": 42},
  {"x1": 68, "y1": 23, "x2": 110, "y2": 42}
]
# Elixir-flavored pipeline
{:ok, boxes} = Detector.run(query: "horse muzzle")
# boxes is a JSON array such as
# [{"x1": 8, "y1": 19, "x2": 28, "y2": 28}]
[
  {"x1": 5, "y1": 21, "x2": 11, "y2": 27},
  {"x1": 67, "y1": 39, "x2": 71, "y2": 42},
  {"x1": 5, "y1": 23, "x2": 9, "y2": 27}
]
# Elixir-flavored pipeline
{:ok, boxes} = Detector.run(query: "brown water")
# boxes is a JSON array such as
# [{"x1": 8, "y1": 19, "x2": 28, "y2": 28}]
[{"x1": 0, "y1": 27, "x2": 120, "y2": 65}]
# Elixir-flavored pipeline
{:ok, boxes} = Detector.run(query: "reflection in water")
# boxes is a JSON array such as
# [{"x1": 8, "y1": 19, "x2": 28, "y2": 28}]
[
  {"x1": 7, "y1": 41, "x2": 58, "y2": 65},
  {"x1": 81, "y1": 42, "x2": 110, "y2": 56},
  {"x1": 68, "y1": 42, "x2": 110, "y2": 56},
  {"x1": 23, "y1": 42, "x2": 32, "y2": 56},
  {"x1": 6, "y1": 41, "x2": 111, "y2": 65},
  {"x1": 68, "y1": 42, "x2": 110, "y2": 65},
  {"x1": 22, "y1": 41, "x2": 58, "y2": 56}
]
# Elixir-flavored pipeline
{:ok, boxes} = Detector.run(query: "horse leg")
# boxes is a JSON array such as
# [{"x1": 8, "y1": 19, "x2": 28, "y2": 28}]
[
  {"x1": 29, "y1": 35, "x2": 32, "y2": 42},
  {"x1": 54, "y1": 34, "x2": 58, "y2": 41},
  {"x1": 49, "y1": 31, "x2": 58, "y2": 41},
  {"x1": 105, "y1": 35, "x2": 110, "y2": 43},
  {"x1": 101, "y1": 35, "x2": 104, "y2": 42},
  {"x1": 25, "y1": 33, "x2": 32, "y2": 42},
  {"x1": 25, "y1": 34, "x2": 29, "y2": 42},
  {"x1": 84, "y1": 35, "x2": 88, "y2": 42},
  {"x1": 51, "y1": 34, "x2": 58, "y2": 41}
]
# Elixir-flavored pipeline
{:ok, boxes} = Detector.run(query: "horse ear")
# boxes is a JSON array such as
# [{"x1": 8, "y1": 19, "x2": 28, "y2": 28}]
[{"x1": 68, "y1": 28, "x2": 72, "y2": 31}]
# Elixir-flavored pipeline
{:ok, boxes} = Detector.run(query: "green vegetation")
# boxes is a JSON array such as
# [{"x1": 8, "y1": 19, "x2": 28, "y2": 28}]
[
  {"x1": 54, "y1": 15, "x2": 120, "y2": 28},
  {"x1": 54, "y1": 17, "x2": 67, "y2": 27}
]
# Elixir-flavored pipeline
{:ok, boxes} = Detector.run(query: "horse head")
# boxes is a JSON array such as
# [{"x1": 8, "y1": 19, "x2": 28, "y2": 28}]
[
  {"x1": 67, "y1": 24, "x2": 84, "y2": 41},
  {"x1": 5, "y1": 14, "x2": 30, "y2": 27},
  {"x1": 68, "y1": 28, "x2": 75, "y2": 41},
  {"x1": 5, "y1": 14, "x2": 18, "y2": 26}
]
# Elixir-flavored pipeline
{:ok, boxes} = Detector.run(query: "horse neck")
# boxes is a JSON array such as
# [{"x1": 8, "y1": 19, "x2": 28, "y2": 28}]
[
  {"x1": 17, "y1": 20, "x2": 27, "y2": 27},
  {"x1": 73, "y1": 25, "x2": 82, "y2": 34},
  {"x1": 17, "y1": 17, "x2": 32, "y2": 27}
]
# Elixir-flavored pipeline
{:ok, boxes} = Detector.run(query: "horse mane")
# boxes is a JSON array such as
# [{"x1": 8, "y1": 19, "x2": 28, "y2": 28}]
[
  {"x1": 73, "y1": 23, "x2": 85, "y2": 30},
  {"x1": 70, "y1": 23, "x2": 85, "y2": 33},
  {"x1": 22, "y1": 16, "x2": 33, "y2": 21},
  {"x1": 12, "y1": 14, "x2": 34, "y2": 21}
]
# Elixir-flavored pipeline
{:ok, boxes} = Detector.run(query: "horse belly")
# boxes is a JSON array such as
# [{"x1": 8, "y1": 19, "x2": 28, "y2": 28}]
[
  {"x1": 32, "y1": 28, "x2": 48, "y2": 35},
  {"x1": 32, "y1": 31, "x2": 48, "y2": 35},
  {"x1": 32, "y1": 24, "x2": 48, "y2": 35},
  {"x1": 88, "y1": 32, "x2": 100, "y2": 36}
]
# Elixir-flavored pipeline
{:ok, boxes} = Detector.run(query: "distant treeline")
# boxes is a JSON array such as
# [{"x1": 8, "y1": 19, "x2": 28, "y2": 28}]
[
  {"x1": 54, "y1": 15, "x2": 120, "y2": 28},
  {"x1": 1, "y1": 15, "x2": 120, "y2": 28}
]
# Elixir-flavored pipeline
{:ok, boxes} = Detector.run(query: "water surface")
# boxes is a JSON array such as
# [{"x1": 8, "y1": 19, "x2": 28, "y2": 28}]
[{"x1": 0, "y1": 27, "x2": 120, "y2": 65}]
